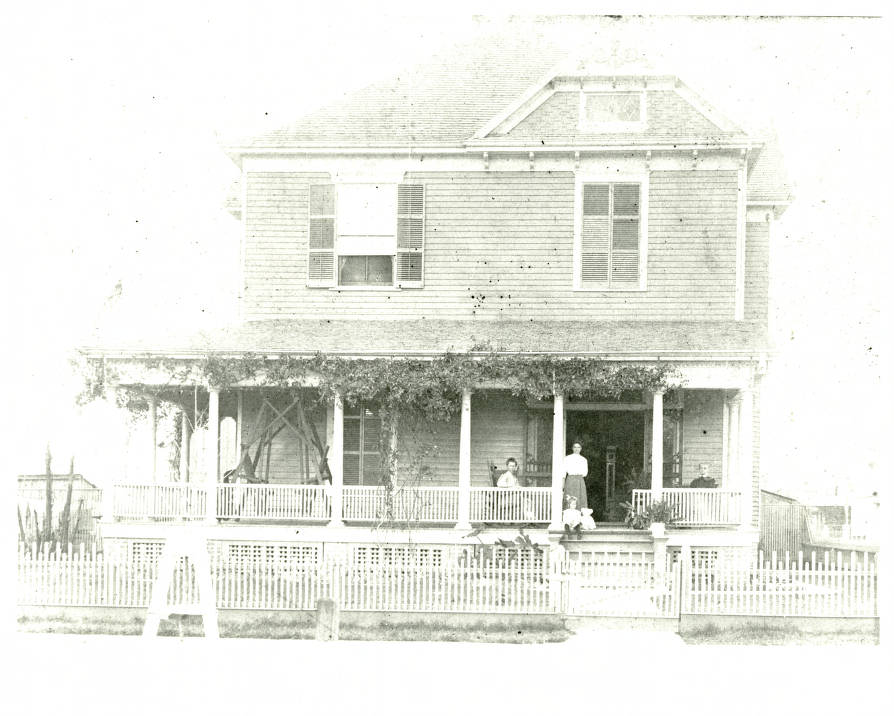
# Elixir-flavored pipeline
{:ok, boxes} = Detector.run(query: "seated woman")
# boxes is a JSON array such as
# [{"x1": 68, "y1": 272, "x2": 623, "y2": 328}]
[{"x1": 690, "y1": 463, "x2": 717, "y2": 488}]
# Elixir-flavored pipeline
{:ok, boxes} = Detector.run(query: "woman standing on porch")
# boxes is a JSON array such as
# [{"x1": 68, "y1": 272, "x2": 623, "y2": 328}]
[{"x1": 563, "y1": 441, "x2": 589, "y2": 510}]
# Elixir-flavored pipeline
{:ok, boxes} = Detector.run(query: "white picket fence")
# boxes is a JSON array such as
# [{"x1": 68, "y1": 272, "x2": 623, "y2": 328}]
[
  {"x1": 17, "y1": 544, "x2": 552, "y2": 614},
  {"x1": 684, "y1": 550, "x2": 879, "y2": 617},
  {"x1": 17, "y1": 544, "x2": 879, "y2": 619},
  {"x1": 560, "y1": 553, "x2": 681, "y2": 618}
]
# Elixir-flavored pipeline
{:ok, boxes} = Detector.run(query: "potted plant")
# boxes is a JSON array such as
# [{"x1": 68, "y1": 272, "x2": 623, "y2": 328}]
[{"x1": 620, "y1": 499, "x2": 677, "y2": 535}]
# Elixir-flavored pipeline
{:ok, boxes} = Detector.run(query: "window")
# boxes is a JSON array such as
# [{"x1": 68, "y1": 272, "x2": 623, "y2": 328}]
[
  {"x1": 574, "y1": 176, "x2": 648, "y2": 290},
  {"x1": 343, "y1": 403, "x2": 383, "y2": 485},
  {"x1": 306, "y1": 182, "x2": 424, "y2": 288},
  {"x1": 579, "y1": 91, "x2": 646, "y2": 132}
]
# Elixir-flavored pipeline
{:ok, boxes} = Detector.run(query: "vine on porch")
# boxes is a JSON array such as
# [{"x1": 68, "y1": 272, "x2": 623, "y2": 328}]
[{"x1": 74, "y1": 352, "x2": 680, "y2": 527}]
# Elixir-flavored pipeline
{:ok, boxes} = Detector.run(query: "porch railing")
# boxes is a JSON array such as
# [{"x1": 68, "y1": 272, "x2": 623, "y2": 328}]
[
  {"x1": 217, "y1": 484, "x2": 330, "y2": 521},
  {"x1": 632, "y1": 488, "x2": 742, "y2": 526},
  {"x1": 111, "y1": 484, "x2": 206, "y2": 521},
  {"x1": 343, "y1": 486, "x2": 459, "y2": 522},
  {"x1": 470, "y1": 487, "x2": 552, "y2": 524}
]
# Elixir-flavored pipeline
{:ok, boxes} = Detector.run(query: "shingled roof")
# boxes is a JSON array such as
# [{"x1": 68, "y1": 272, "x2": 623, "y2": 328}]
[{"x1": 85, "y1": 319, "x2": 771, "y2": 358}]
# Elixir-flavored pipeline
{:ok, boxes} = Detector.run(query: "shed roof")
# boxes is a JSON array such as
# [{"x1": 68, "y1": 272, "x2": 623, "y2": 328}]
[{"x1": 85, "y1": 319, "x2": 771, "y2": 358}]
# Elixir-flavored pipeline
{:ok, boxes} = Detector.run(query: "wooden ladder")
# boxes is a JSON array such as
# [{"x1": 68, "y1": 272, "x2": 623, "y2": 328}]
[{"x1": 143, "y1": 533, "x2": 219, "y2": 639}]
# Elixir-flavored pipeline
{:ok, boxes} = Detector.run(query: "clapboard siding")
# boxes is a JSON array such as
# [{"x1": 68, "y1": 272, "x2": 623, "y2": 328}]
[
  {"x1": 680, "y1": 390, "x2": 725, "y2": 486},
  {"x1": 242, "y1": 170, "x2": 739, "y2": 320},
  {"x1": 395, "y1": 392, "x2": 527, "y2": 487},
  {"x1": 745, "y1": 222, "x2": 769, "y2": 323}
]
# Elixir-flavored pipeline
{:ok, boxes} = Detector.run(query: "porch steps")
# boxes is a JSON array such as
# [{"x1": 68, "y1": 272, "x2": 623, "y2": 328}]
[{"x1": 558, "y1": 527, "x2": 655, "y2": 554}]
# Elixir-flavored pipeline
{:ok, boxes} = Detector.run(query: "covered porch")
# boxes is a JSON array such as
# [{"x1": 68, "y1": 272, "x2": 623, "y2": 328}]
[{"x1": 104, "y1": 377, "x2": 757, "y2": 531}]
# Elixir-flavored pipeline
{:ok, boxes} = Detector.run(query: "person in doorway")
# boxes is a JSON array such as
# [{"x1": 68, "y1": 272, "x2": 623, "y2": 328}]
[
  {"x1": 690, "y1": 463, "x2": 717, "y2": 488},
  {"x1": 563, "y1": 441, "x2": 589, "y2": 509}
]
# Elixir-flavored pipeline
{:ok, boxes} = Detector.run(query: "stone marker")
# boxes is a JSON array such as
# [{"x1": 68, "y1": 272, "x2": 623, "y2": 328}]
[{"x1": 315, "y1": 598, "x2": 339, "y2": 641}]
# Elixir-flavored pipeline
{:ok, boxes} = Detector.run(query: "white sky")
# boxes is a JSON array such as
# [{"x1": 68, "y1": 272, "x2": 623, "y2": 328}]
[{"x1": 7, "y1": 9, "x2": 888, "y2": 498}]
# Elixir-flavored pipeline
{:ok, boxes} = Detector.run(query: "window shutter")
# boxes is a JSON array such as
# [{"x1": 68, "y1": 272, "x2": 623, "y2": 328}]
[
  {"x1": 396, "y1": 184, "x2": 424, "y2": 287},
  {"x1": 579, "y1": 182, "x2": 641, "y2": 288},
  {"x1": 581, "y1": 184, "x2": 610, "y2": 284},
  {"x1": 307, "y1": 184, "x2": 335, "y2": 286},
  {"x1": 611, "y1": 184, "x2": 640, "y2": 285}
]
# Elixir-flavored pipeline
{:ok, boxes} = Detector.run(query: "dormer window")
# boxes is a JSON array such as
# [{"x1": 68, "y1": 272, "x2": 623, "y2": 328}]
[{"x1": 578, "y1": 91, "x2": 646, "y2": 132}]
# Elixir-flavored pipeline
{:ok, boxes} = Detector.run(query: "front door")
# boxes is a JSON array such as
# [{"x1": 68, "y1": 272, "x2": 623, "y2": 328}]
[{"x1": 565, "y1": 411, "x2": 645, "y2": 522}]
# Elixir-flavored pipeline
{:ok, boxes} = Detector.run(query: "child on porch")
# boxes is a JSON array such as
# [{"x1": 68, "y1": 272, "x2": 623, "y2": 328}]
[{"x1": 563, "y1": 495, "x2": 583, "y2": 540}]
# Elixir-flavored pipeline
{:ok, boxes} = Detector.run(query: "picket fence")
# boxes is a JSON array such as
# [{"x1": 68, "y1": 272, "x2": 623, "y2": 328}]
[{"x1": 16, "y1": 544, "x2": 879, "y2": 619}]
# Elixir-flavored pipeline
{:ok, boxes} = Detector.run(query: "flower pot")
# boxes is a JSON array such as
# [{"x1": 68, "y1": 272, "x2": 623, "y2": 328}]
[{"x1": 649, "y1": 522, "x2": 666, "y2": 538}]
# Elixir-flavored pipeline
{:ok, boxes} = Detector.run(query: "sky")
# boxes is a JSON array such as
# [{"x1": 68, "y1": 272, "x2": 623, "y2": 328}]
[{"x1": 7, "y1": 8, "x2": 889, "y2": 498}]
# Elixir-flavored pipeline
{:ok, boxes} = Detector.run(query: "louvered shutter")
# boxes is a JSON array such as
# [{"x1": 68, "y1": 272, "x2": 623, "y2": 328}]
[
  {"x1": 611, "y1": 184, "x2": 640, "y2": 286},
  {"x1": 581, "y1": 184, "x2": 610, "y2": 284},
  {"x1": 307, "y1": 184, "x2": 335, "y2": 286},
  {"x1": 396, "y1": 184, "x2": 424, "y2": 287},
  {"x1": 580, "y1": 182, "x2": 640, "y2": 288}
]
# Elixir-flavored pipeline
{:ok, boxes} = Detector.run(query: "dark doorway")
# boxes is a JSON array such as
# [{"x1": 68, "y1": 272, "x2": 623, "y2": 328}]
[{"x1": 566, "y1": 411, "x2": 645, "y2": 522}]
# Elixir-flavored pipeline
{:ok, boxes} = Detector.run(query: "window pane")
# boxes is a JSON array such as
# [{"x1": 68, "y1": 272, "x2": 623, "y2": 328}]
[
  {"x1": 366, "y1": 256, "x2": 393, "y2": 285},
  {"x1": 310, "y1": 184, "x2": 334, "y2": 215},
  {"x1": 362, "y1": 456, "x2": 384, "y2": 486},
  {"x1": 613, "y1": 184, "x2": 640, "y2": 215},
  {"x1": 612, "y1": 219, "x2": 639, "y2": 250},
  {"x1": 583, "y1": 184, "x2": 609, "y2": 215},
  {"x1": 584, "y1": 93, "x2": 640, "y2": 123},
  {"x1": 337, "y1": 184, "x2": 397, "y2": 237},
  {"x1": 339, "y1": 256, "x2": 368, "y2": 285}
]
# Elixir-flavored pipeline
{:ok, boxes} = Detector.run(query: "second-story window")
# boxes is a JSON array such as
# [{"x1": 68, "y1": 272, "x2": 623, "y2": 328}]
[
  {"x1": 574, "y1": 176, "x2": 648, "y2": 290},
  {"x1": 306, "y1": 182, "x2": 425, "y2": 288}
]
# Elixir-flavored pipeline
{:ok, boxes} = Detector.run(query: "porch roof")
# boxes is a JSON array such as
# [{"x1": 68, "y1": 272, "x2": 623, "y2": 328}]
[{"x1": 84, "y1": 319, "x2": 770, "y2": 359}]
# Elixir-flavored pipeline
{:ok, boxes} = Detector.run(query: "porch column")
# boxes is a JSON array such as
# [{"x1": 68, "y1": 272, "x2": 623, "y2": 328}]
[
  {"x1": 455, "y1": 388, "x2": 472, "y2": 530},
  {"x1": 727, "y1": 394, "x2": 740, "y2": 492},
  {"x1": 149, "y1": 395, "x2": 158, "y2": 482},
  {"x1": 737, "y1": 387, "x2": 754, "y2": 527},
  {"x1": 720, "y1": 394, "x2": 730, "y2": 484},
  {"x1": 549, "y1": 392, "x2": 565, "y2": 530},
  {"x1": 179, "y1": 410, "x2": 190, "y2": 482},
  {"x1": 328, "y1": 392, "x2": 344, "y2": 527},
  {"x1": 650, "y1": 389, "x2": 665, "y2": 496},
  {"x1": 205, "y1": 387, "x2": 220, "y2": 524}
]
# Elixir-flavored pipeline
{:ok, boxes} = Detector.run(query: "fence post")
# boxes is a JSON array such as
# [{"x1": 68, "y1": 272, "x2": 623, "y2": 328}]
[{"x1": 680, "y1": 544, "x2": 692, "y2": 616}]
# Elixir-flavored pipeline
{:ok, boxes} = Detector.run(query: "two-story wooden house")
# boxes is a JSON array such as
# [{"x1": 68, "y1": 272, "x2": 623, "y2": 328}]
[{"x1": 86, "y1": 38, "x2": 790, "y2": 566}]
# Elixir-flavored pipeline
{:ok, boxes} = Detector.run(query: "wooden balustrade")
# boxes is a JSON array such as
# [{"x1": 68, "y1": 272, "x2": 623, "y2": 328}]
[
  {"x1": 469, "y1": 487, "x2": 552, "y2": 523},
  {"x1": 217, "y1": 484, "x2": 330, "y2": 521},
  {"x1": 632, "y1": 488, "x2": 742, "y2": 526},
  {"x1": 112, "y1": 484, "x2": 206, "y2": 521}
]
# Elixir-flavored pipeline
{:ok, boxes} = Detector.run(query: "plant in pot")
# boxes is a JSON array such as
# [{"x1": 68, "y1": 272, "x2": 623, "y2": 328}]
[{"x1": 620, "y1": 499, "x2": 677, "y2": 535}]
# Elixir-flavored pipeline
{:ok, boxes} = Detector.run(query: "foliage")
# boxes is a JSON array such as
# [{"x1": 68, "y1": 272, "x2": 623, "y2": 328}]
[
  {"x1": 76, "y1": 351, "x2": 679, "y2": 422},
  {"x1": 621, "y1": 499, "x2": 677, "y2": 529}
]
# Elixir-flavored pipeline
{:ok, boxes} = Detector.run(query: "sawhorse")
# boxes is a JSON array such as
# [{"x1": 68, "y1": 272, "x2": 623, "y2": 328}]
[{"x1": 143, "y1": 533, "x2": 219, "y2": 639}]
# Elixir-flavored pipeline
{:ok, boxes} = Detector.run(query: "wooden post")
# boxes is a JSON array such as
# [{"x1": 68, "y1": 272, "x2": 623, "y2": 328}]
[
  {"x1": 738, "y1": 387, "x2": 754, "y2": 527},
  {"x1": 206, "y1": 388, "x2": 220, "y2": 524},
  {"x1": 721, "y1": 393, "x2": 730, "y2": 484},
  {"x1": 149, "y1": 395, "x2": 158, "y2": 482},
  {"x1": 455, "y1": 388, "x2": 472, "y2": 530},
  {"x1": 328, "y1": 392, "x2": 344, "y2": 527},
  {"x1": 650, "y1": 389, "x2": 665, "y2": 497},
  {"x1": 179, "y1": 410, "x2": 190, "y2": 483},
  {"x1": 315, "y1": 597, "x2": 340, "y2": 641},
  {"x1": 549, "y1": 392, "x2": 565, "y2": 531},
  {"x1": 727, "y1": 393, "x2": 741, "y2": 506}
]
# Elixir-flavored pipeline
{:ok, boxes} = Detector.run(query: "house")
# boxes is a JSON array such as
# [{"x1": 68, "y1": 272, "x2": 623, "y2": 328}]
[
  {"x1": 82, "y1": 35, "x2": 790, "y2": 568},
  {"x1": 17, "y1": 473, "x2": 103, "y2": 546}
]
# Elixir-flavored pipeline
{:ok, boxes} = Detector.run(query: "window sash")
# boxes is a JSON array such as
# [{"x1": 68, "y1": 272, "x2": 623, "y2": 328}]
[{"x1": 306, "y1": 183, "x2": 424, "y2": 288}]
